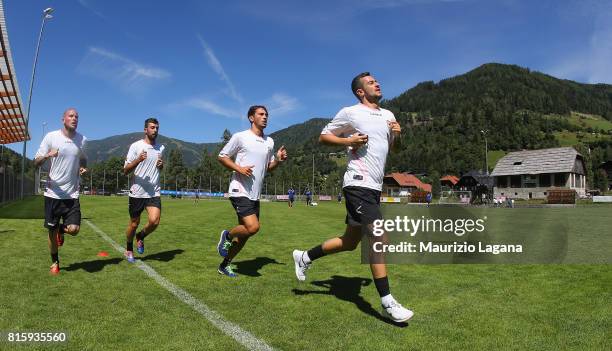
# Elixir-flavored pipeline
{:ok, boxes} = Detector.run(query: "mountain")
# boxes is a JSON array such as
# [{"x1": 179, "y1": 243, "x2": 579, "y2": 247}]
[
  {"x1": 84, "y1": 133, "x2": 218, "y2": 166},
  {"x1": 387, "y1": 63, "x2": 612, "y2": 120},
  {"x1": 382, "y1": 63, "x2": 612, "y2": 179}
]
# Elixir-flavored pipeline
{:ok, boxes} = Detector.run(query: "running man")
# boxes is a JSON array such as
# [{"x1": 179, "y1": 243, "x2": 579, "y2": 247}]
[
  {"x1": 288, "y1": 187, "x2": 295, "y2": 208},
  {"x1": 34, "y1": 108, "x2": 87, "y2": 275},
  {"x1": 292, "y1": 72, "x2": 414, "y2": 323},
  {"x1": 123, "y1": 118, "x2": 164, "y2": 263},
  {"x1": 216, "y1": 105, "x2": 288, "y2": 277}
]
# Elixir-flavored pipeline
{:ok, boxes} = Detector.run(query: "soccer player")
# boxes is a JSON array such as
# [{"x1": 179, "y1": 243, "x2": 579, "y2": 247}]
[
  {"x1": 34, "y1": 108, "x2": 87, "y2": 275},
  {"x1": 288, "y1": 187, "x2": 295, "y2": 208},
  {"x1": 305, "y1": 188, "x2": 312, "y2": 206},
  {"x1": 292, "y1": 72, "x2": 414, "y2": 323},
  {"x1": 123, "y1": 118, "x2": 164, "y2": 263},
  {"x1": 216, "y1": 105, "x2": 288, "y2": 277}
]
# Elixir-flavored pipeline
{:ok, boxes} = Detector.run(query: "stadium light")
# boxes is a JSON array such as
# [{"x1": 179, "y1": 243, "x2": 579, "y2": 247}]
[{"x1": 20, "y1": 7, "x2": 54, "y2": 198}]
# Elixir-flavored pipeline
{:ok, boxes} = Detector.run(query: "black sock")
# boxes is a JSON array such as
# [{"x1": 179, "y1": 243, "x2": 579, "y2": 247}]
[
  {"x1": 220, "y1": 257, "x2": 232, "y2": 268},
  {"x1": 136, "y1": 230, "x2": 146, "y2": 241},
  {"x1": 374, "y1": 276, "x2": 391, "y2": 298},
  {"x1": 59, "y1": 225, "x2": 66, "y2": 234},
  {"x1": 127, "y1": 241, "x2": 134, "y2": 251},
  {"x1": 51, "y1": 253, "x2": 59, "y2": 264},
  {"x1": 307, "y1": 245, "x2": 326, "y2": 261}
]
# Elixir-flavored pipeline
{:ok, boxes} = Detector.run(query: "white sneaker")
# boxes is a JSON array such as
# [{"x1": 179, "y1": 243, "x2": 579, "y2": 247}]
[
  {"x1": 381, "y1": 300, "x2": 414, "y2": 323},
  {"x1": 292, "y1": 250, "x2": 310, "y2": 281}
]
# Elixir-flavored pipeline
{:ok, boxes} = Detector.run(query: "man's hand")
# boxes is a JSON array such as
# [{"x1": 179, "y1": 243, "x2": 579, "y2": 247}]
[
  {"x1": 138, "y1": 151, "x2": 147, "y2": 162},
  {"x1": 348, "y1": 133, "x2": 368, "y2": 150},
  {"x1": 388, "y1": 121, "x2": 401, "y2": 135},
  {"x1": 79, "y1": 167, "x2": 87, "y2": 176},
  {"x1": 156, "y1": 157, "x2": 164, "y2": 169},
  {"x1": 276, "y1": 145, "x2": 288, "y2": 162},
  {"x1": 47, "y1": 149, "x2": 59, "y2": 158},
  {"x1": 237, "y1": 165, "x2": 254, "y2": 177}
]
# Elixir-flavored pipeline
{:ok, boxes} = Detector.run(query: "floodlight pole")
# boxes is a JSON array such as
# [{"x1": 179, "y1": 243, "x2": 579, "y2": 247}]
[
  {"x1": 481, "y1": 129, "x2": 489, "y2": 175},
  {"x1": 20, "y1": 8, "x2": 54, "y2": 199}
]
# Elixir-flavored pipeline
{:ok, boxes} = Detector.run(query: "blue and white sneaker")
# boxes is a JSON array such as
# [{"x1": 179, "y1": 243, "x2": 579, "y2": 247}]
[
  {"x1": 217, "y1": 264, "x2": 237, "y2": 278},
  {"x1": 136, "y1": 238, "x2": 145, "y2": 255},
  {"x1": 124, "y1": 250, "x2": 136, "y2": 263},
  {"x1": 217, "y1": 230, "x2": 232, "y2": 257}
]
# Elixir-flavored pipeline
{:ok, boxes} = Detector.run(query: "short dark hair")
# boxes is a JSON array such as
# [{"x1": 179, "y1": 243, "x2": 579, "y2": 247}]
[
  {"x1": 247, "y1": 105, "x2": 268, "y2": 122},
  {"x1": 144, "y1": 117, "x2": 159, "y2": 128},
  {"x1": 351, "y1": 72, "x2": 371, "y2": 99}
]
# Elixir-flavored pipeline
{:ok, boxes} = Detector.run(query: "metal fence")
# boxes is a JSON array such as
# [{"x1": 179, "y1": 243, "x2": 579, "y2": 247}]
[{"x1": 0, "y1": 165, "x2": 35, "y2": 204}]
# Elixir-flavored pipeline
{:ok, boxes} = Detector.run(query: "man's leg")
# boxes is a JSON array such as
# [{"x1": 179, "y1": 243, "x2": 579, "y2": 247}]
[
  {"x1": 137, "y1": 206, "x2": 161, "y2": 240},
  {"x1": 125, "y1": 217, "x2": 140, "y2": 262},
  {"x1": 220, "y1": 214, "x2": 260, "y2": 269},
  {"x1": 292, "y1": 225, "x2": 361, "y2": 281},
  {"x1": 135, "y1": 200, "x2": 161, "y2": 254},
  {"x1": 48, "y1": 228, "x2": 60, "y2": 274}
]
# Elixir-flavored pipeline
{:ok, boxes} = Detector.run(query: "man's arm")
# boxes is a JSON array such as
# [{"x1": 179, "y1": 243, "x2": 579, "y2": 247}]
[
  {"x1": 79, "y1": 152, "x2": 88, "y2": 175},
  {"x1": 267, "y1": 145, "x2": 287, "y2": 172},
  {"x1": 34, "y1": 149, "x2": 58, "y2": 168},
  {"x1": 388, "y1": 121, "x2": 402, "y2": 152},
  {"x1": 124, "y1": 151, "x2": 147, "y2": 175},
  {"x1": 218, "y1": 156, "x2": 254, "y2": 177},
  {"x1": 319, "y1": 133, "x2": 369, "y2": 148}
]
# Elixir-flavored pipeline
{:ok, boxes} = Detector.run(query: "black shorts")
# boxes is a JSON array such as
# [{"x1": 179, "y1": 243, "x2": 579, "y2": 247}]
[
  {"x1": 230, "y1": 196, "x2": 260, "y2": 220},
  {"x1": 129, "y1": 196, "x2": 162, "y2": 218},
  {"x1": 44, "y1": 197, "x2": 81, "y2": 229},
  {"x1": 289, "y1": 196, "x2": 295, "y2": 203},
  {"x1": 343, "y1": 186, "x2": 382, "y2": 226}
]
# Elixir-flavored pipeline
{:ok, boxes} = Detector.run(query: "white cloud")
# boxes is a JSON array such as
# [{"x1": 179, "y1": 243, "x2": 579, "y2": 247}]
[
  {"x1": 183, "y1": 97, "x2": 240, "y2": 119},
  {"x1": 197, "y1": 35, "x2": 243, "y2": 103},
  {"x1": 78, "y1": 47, "x2": 171, "y2": 94},
  {"x1": 267, "y1": 93, "x2": 299, "y2": 116},
  {"x1": 78, "y1": 0, "x2": 107, "y2": 20}
]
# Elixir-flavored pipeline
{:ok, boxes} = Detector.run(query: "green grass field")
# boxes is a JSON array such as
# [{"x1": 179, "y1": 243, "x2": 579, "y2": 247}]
[{"x1": 0, "y1": 196, "x2": 610, "y2": 350}]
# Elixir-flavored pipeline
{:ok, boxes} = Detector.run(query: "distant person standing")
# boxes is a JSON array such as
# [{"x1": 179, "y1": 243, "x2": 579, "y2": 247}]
[
  {"x1": 426, "y1": 192, "x2": 432, "y2": 207},
  {"x1": 123, "y1": 118, "x2": 164, "y2": 263},
  {"x1": 288, "y1": 187, "x2": 295, "y2": 208},
  {"x1": 34, "y1": 108, "x2": 87, "y2": 275},
  {"x1": 305, "y1": 188, "x2": 312, "y2": 206},
  {"x1": 215, "y1": 105, "x2": 288, "y2": 277},
  {"x1": 337, "y1": 192, "x2": 342, "y2": 203}
]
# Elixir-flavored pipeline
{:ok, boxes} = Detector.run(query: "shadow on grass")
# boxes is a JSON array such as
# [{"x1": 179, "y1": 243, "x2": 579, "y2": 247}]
[
  {"x1": 64, "y1": 249, "x2": 184, "y2": 272},
  {"x1": 0, "y1": 229, "x2": 15, "y2": 234},
  {"x1": 140, "y1": 249, "x2": 184, "y2": 262},
  {"x1": 233, "y1": 256, "x2": 284, "y2": 277},
  {"x1": 64, "y1": 257, "x2": 123, "y2": 273},
  {"x1": 292, "y1": 275, "x2": 409, "y2": 327}
]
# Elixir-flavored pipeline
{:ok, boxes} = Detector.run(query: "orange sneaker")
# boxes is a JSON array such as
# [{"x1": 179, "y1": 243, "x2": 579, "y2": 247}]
[{"x1": 50, "y1": 262, "x2": 60, "y2": 275}]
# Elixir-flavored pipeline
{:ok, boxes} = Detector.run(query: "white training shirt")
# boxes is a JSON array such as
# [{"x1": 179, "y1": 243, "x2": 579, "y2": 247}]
[
  {"x1": 35, "y1": 130, "x2": 87, "y2": 199},
  {"x1": 125, "y1": 140, "x2": 164, "y2": 198},
  {"x1": 321, "y1": 103, "x2": 397, "y2": 191},
  {"x1": 219, "y1": 130, "x2": 275, "y2": 201}
]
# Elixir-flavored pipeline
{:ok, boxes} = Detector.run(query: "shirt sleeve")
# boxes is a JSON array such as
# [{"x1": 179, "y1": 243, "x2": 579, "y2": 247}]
[
  {"x1": 321, "y1": 108, "x2": 354, "y2": 136},
  {"x1": 124, "y1": 143, "x2": 138, "y2": 166},
  {"x1": 34, "y1": 133, "x2": 51, "y2": 158},
  {"x1": 219, "y1": 134, "x2": 240, "y2": 159}
]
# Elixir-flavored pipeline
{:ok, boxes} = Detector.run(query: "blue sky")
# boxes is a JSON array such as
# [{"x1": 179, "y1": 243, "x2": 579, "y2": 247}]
[{"x1": 4, "y1": 0, "x2": 612, "y2": 157}]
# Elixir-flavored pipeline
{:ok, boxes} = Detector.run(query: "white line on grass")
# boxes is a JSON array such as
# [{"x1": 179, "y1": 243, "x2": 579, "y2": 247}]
[{"x1": 85, "y1": 219, "x2": 276, "y2": 351}]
